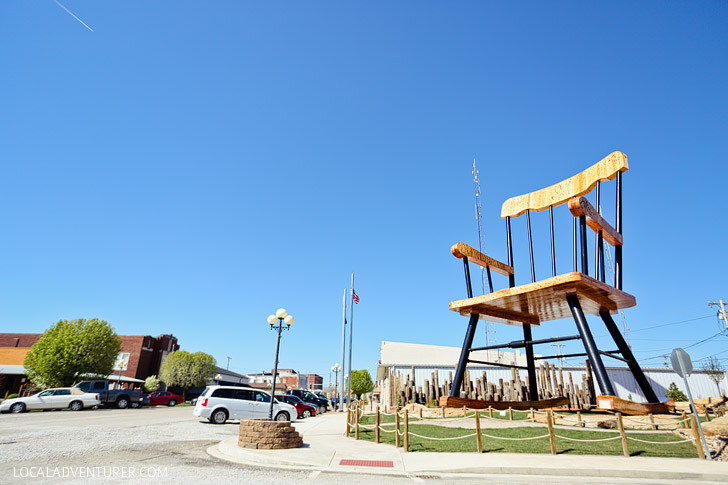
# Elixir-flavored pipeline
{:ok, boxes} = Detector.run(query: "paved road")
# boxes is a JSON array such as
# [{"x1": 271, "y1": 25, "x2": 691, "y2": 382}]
[{"x1": 0, "y1": 406, "x2": 712, "y2": 484}]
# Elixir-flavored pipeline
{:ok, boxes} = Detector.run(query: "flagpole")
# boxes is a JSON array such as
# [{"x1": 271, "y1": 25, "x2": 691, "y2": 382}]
[
  {"x1": 346, "y1": 273, "x2": 354, "y2": 408},
  {"x1": 339, "y1": 289, "x2": 347, "y2": 411}
]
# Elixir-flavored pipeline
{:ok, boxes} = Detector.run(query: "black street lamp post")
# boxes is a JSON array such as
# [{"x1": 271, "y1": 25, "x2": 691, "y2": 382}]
[{"x1": 267, "y1": 308, "x2": 294, "y2": 420}]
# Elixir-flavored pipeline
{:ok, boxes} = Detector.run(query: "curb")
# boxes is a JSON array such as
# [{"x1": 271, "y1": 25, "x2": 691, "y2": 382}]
[{"x1": 208, "y1": 436, "x2": 728, "y2": 482}]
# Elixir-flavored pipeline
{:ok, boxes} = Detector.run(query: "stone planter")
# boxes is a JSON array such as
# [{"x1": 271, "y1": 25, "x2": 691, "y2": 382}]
[{"x1": 238, "y1": 419, "x2": 303, "y2": 450}]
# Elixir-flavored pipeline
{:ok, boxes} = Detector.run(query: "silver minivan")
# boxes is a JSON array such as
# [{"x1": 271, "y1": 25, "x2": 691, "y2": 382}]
[{"x1": 193, "y1": 385, "x2": 297, "y2": 424}]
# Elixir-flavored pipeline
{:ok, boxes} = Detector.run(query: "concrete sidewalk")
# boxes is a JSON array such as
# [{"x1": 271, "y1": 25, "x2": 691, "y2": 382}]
[{"x1": 207, "y1": 411, "x2": 728, "y2": 482}]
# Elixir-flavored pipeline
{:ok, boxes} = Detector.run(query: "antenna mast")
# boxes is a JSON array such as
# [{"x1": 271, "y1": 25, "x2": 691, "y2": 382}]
[{"x1": 473, "y1": 159, "x2": 497, "y2": 352}]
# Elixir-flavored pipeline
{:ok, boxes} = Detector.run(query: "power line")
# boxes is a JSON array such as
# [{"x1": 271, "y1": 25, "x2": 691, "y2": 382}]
[{"x1": 629, "y1": 315, "x2": 714, "y2": 333}]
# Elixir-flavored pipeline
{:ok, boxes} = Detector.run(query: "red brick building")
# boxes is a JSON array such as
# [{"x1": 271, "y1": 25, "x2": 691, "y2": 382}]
[{"x1": 0, "y1": 333, "x2": 179, "y2": 385}]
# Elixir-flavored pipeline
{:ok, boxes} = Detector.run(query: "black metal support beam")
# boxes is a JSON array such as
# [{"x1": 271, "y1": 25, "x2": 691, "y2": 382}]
[
  {"x1": 579, "y1": 216, "x2": 589, "y2": 275},
  {"x1": 599, "y1": 311, "x2": 660, "y2": 403},
  {"x1": 467, "y1": 359, "x2": 528, "y2": 370},
  {"x1": 615, "y1": 171, "x2": 623, "y2": 289},
  {"x1": 450, "y1": 313, "x2": 479, "y2": 397},
  {"x1": 567, "y1": 295, "x2": 615, "y2": 396},
  {"x1": 463, "y1": 257, "x2": 474, "y2": 298},
  {"x1": 522, "y1": 324, "x2": 538, "y2": 400},
  {"x1": 470, "y1": 334, "x2": 582, "y2": 352}
]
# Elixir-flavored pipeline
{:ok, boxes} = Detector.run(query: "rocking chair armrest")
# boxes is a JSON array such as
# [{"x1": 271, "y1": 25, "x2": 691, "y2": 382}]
[
  {"x1": 568, "y1": 196, "x2": 623, "y2": 246},
  {"x1": 451, "y1": 242, "x2": 514, "y2": 277}
]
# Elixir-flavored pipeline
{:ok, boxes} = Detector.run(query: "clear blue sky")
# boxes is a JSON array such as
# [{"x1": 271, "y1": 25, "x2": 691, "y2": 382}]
[{"x1": 1, "y1": 1, "x2": 726, "y2": 385}]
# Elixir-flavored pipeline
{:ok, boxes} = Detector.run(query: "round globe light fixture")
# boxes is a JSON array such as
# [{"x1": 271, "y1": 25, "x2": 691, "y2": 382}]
[
  {"x1": 284, "y1": 315, "x2": 294, "y2": 326},
  {"x1": 275, "y1": 308, "x2": 287, "y2": 319},
  {"x1": 267, "y1": 314, "x2": 277, "y2": 325}
]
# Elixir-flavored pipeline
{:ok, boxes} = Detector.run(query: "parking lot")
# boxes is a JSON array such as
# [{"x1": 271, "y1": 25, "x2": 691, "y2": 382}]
[{"x1": 0, "y1": 406, "x2": 430, "y2": 484}]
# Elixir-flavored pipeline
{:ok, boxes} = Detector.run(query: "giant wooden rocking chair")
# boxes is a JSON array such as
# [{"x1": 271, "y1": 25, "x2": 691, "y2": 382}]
[{"x1": 441, "y1": 151, "x2": 668, "y2": 414}]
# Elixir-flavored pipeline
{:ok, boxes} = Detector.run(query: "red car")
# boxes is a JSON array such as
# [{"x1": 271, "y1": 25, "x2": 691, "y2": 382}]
[
  {"x1": 275, "y1": 394, "x2": 317, "y2": 418},
  {"x1": 143, "y1": 391, "x2": 184, "y2": 407}
]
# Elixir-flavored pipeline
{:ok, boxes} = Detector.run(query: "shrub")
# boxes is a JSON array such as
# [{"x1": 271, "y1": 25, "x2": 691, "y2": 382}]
[
  {"x1": 6, "y1": 393, "x2": 18, "y2": 399},
  {"x1": 666, "y1": 382, "x2": 688, "y2": 402}
]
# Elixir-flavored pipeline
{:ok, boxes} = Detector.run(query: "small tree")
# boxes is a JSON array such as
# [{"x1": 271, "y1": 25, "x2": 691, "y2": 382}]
[
  {"x1": 666, "y1": 382, "x2": 688, "y2": 402},
  {"x1": 703, "y1": 357, "x2": 726, "y2": 397},
  {"x1": 350, "y1": 369, "x2": 373, "y2": 399},
  {"x1": 144, "y1": 375, "x2": 161, "y2": 393},
  {"x1": 160, "y1": 350, "x2": 216, "y2": 399},
  {"x1": 24, "y1": 318, "x2": 121, "y2": 388}
]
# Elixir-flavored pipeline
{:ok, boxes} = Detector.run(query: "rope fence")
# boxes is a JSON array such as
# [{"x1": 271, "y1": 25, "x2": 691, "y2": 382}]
[{"x1": 344, "y1": 402, "x2": 707, "y2": 458}]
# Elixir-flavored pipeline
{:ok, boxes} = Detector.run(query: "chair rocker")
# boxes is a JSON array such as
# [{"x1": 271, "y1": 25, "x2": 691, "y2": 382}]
[{"x1": 440, "y1": 151, "x2": 672, "y2": 415}]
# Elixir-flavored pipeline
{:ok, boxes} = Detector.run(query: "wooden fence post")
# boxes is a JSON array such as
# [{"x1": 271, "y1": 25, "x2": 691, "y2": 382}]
[
  {"x1": 682, "y1": 412, "x2": 689, "y2": 429},
  {"x1": 577, "y1": 411, "x2": 582, "y2": 427},
  {"x1": 488, "y1": 406, "x2": 493, "y2": 418},
  {"x1": 355, "y1": 405, "x2": 360, "y2": 440},
  {"x1": 441, "y1": 406, "x2": 445, "y2": 419},
  {"x1": 529, "y1": 408, "x2": 534, "y2": 421},
  {"x1": 616, "y1": 412, "x2": 629, "y2": 457},
  {"x1": 395, "y1": 411, "x2": 401, "y2": 448},
  {"x1": 547, "y1": 410, "x2": 556, "y2": 455},
  {"x1": 508, "y1": 407, "x2": 513, "y2": 421},
  {"x1": 375, "y1": 406, "x2": 380, "y2": 443},
  {"x1": 419, "y1": 407, "x2": 423, "y2": 419},
  {"x1": 475, "y1": 410, "x2": 483, "y2": 453},
  {"x1": 690, "y1": 414, "x2": 706, "y2": 459},
  {"x1": 705, "y1": 409, "x2": 711, "y2": 422},
  {"x1": 404, "y1": 410, "x2": 409, "y2": 452},
  {"x1": 648, "y1": 413, "x2": 657, "y2": 430},
  {"x1": 463, "y1": 405, "x2": 467, "y2": 417}
]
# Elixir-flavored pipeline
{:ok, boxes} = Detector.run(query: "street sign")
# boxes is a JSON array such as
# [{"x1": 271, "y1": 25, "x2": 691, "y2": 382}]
[
  {"x1": 670, "y1": 347, "x2": 711, "y2": 460},
  {"x1": 670, "y1": 348, "x2": 692, "y2": 378}
]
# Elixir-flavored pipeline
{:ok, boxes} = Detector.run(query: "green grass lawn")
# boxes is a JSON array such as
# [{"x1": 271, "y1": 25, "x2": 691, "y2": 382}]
[{"x1": 352, "y1": 415, "x2": 698, "y2": 458}]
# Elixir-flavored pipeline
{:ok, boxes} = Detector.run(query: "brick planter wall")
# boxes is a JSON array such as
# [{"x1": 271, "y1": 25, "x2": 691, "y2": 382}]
[{"x1": 238, "y1": 419, "x2": 303, "y2": 450}]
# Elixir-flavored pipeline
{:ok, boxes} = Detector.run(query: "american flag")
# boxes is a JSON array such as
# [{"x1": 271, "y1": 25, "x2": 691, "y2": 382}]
[{"x1": 352, "y1": 290, "x2": 360, "y2": 304}]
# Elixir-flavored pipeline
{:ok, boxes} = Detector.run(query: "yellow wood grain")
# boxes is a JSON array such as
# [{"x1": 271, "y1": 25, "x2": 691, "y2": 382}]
[
  {"x1": 596, "y1": 395, "x2": 675, "y2": 415},
  {"x1": 568, "y1": 196, "x2": 623, "y2": 246},
  {"x1": 439, "y1": 396, "x2": 569, "y2": 410},
  {"x1": 500, "y1": 151, "x2": 628, "y2": 219},
  {"x1": 451, "y1": 242, "x2": 514, "y2": 276},
  {"x1": 449, "y1": 272, "x2": 636, "y2": 327}
]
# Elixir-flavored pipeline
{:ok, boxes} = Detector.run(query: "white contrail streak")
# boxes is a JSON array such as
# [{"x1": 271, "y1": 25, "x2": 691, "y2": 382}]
[{"x1": 52, "y1": 0, "x2": 94, "y2": 32}]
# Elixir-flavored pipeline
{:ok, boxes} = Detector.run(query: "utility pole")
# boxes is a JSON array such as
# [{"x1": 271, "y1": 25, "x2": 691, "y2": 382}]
[
  {"x1": 708, "y1": 299, "x2": 728, "y2": 330},
  {"x1": 551, "y1": 342, "x2": 565, "y2": 366},
  {"x1": 226, "y1": 357, "x2": 231, "y2": 370}
]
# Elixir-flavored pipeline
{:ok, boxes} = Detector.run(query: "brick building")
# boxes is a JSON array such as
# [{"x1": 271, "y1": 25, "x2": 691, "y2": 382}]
[{"x1": 0, "y1": 333, "x2": 179, "y2": 395}]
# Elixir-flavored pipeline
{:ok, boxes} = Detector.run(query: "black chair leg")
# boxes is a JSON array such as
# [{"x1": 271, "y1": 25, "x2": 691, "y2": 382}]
[
  {"x1": 450, "y1": 313, "x2": 479, "y2": 397},
  {"x1": 566, "y1": 295, "x2": 616, "y2": 396},
  {"x1": 600, "y1": 312, "x2": 660, "y2": 403},
  {"x1": 522, "y1": 324, "x2": 538, "y2": 400}
]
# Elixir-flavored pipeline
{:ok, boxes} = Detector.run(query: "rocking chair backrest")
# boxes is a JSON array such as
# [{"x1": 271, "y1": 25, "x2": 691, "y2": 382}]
[
  {"x1": 500, "y1": 151, "x2": 628, "y2": 218},
  {"x1": 499, "y1": 151, "x2": 628, "y2": 290}
]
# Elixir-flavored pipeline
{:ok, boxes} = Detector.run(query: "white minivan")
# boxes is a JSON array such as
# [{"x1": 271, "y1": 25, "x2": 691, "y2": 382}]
[{"x1": 193, "y1": 385, "x2": 298, "y2": 424}]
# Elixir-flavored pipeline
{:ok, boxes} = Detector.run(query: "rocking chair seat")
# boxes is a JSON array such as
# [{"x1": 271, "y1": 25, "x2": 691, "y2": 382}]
[{"x1": 449, "y1": 272, "x2": 635, "y2": 327}]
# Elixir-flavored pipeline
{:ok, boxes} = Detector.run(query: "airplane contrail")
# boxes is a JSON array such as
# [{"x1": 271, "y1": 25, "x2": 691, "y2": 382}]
[{"x1": 52, "y1": 0, "x2": 94, "y2": 32}]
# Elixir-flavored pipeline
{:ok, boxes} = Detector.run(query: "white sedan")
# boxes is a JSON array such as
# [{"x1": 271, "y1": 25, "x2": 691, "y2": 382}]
[{"x1": 0, "y1": 388, "x2": 100, "y2": 413}]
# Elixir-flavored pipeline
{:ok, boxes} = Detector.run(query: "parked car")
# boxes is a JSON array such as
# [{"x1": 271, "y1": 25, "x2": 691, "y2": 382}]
[
  {"x1": 143, "y1": 391, "x2": 184, "y2": 407},
  {"x1": 0, "y1": 388, "x2": 99, "y2": 413},
  {"x1": 73, "y1": 380, "x2": 143, "y2": 409},
  {"x1": 193, "y1": 385, "x2": 298, "y2": 424},
  {"x1": 314, "y1": 392, "x2": 332, "y2": 409},
  {"x1": 274, "y1": 394, "x2": 317, "y2": 419},
  {"x1": 288, "y1": 389, "x2": 328, "y2": 414}
]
